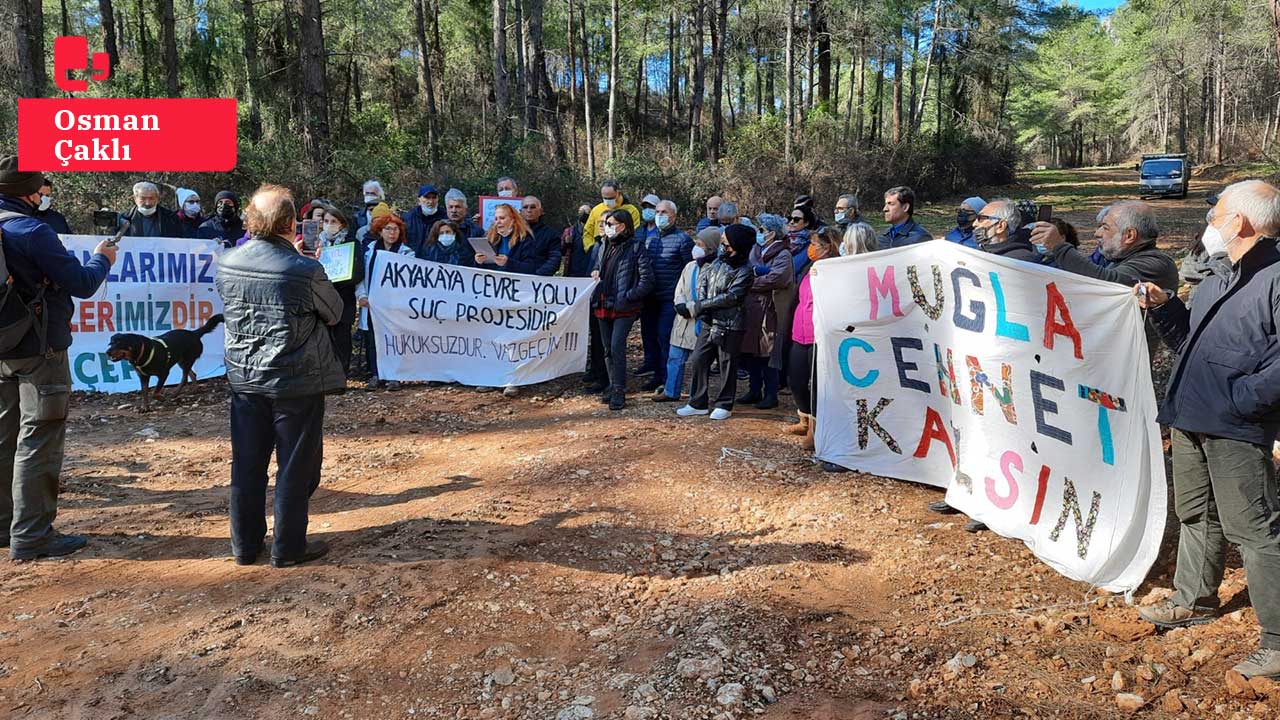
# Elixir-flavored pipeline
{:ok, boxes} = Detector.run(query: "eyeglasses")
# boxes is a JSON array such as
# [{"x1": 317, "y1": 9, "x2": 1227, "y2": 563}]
[{"x1": 788, "y1": 216, "x2": 804, "y2": 223}]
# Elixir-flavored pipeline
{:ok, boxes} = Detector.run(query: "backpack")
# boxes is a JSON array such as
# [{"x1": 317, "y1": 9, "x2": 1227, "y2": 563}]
[{"x1": 0, "y1": 211, "x2": 50, "y2": 355}]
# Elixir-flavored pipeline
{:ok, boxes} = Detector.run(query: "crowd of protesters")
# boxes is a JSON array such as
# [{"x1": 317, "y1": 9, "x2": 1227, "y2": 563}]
[{"x1": 9, "y1": 162, "x2": 1280, "y2": 680}]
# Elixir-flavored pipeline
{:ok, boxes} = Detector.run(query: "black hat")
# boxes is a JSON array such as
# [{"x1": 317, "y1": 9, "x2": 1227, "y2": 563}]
[
  {"x1": 724, "y1": 222, "x2": 756, "y2": 260},
  {"x1": 215, "y1": 190, "x2": 240, "y2": 205},
  {"x1": 0, "y1": 156, "x2": 44, "y2": 197},
  {"x1": 793, "y1": 194, "x2": 815, "y2": 209}
]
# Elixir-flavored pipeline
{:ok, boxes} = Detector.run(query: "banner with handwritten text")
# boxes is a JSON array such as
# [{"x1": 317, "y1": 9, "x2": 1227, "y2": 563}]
[
  {"x1": 810, "y1": 242, "x2": 1166, "y2": 592},
  {"x1": 62, "y1": 235, "x2": 225, "y2": 393},
  {"x1": 367, "y1": 254, "x2": 596, "y2": 386}
]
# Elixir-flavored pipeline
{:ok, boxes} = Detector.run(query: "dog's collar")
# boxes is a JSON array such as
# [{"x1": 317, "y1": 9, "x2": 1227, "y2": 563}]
[{"x1": 138, "y1": 337, "x2": 168, "y2": 368}]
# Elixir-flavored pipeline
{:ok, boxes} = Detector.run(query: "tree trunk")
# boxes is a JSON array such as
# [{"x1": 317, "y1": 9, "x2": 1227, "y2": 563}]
[
  {"x1": 854, "y1": 33, "x2": 865, "y2": 140},
  {"x1": 59, "y1": 0, "x2": 70, "y2": 36},
  {"x1": 668, "y1": 11, "x2": 677, "y2": 138},
  {"x1": 240, "y1": 0, "x2": 263, "y2": 141},
  {"x1": 513, "y1": 0, "x2": 527, "y2": 134},
  {"x1": 911, "y1": 0, "x2": 942, "y2": 135},
  {"x1": 710, "y1": 0, "x2": 727, "y2": 161},
  {"x1": 815, "y1": 0, "x2": 830, "y2": 107},
  {"x1": 580, "y1": 0, "x2": 595, "y2": 178},
  {"x1": 493, "y1": 0, "x2": 511, "y2": 153},
  {"x1": 137, "y1": 0, "x2": 149, "y2": 95},
  {"x1": 568, "y1": 0, "x2": 579, "y2": 163},
  {"x1": 892, "y1": 23, "x2": 903, "y2": 143},
  {"x1": 688, "y1": 0, "x2": 706, "y2": 155},
  {"x1": 158, "y1": 0, "x2": 180, "y2": 96},
  {"x1": 607, "y1": 0, "x2": 620, "y2": 160},
  {"x1": 13, "y1": 0, "x2": 47, "y2": 98},
  {"x1": 871, "y1": 46, "x2": 885, "y2": 143},
  {"x1": 413, "y1": 0, "x2": 438, "y2": 159},
  {"x1": 633, "y1": 16, "x2": 647, "y2": 141},
  {"x1": 431, "y1": 0, "x2": 446, "y2": 113},
  {"x1": 297, "y1": 0, "x2": 329, "y2": 169},
  {"x1": 527, "y1": 0, "x2": 565, "y2": 160},
  {"x1": 784, "y1": 0, "x2": 795, "y2": 167},
  {"x1": 907, "y1": 11, "x2": 919, "y2": 127},
  {"x1": 99, "y1": 0, "x2": 119, "y2": 69}
]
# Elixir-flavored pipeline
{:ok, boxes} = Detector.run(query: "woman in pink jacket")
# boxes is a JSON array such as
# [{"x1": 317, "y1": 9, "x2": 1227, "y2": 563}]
[{"x1": 787, "y1": 223, "x2": 878, "y2": 450}]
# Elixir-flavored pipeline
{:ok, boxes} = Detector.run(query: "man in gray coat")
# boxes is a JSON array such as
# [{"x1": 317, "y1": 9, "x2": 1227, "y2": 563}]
[{"x1": 216, "y1": 185, "x2": 346, "y2": 568}]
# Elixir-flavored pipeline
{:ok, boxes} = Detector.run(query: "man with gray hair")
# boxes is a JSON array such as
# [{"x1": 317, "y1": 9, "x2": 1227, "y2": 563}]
[
  {"x1": 834, "y1": 194, "x2": 861, "y2": 231},
  {"x1": 1032, "y1": 200, "x2": 1178, "y2": 292},
  {"x1": 354, "y1": 179, "x2": 385, "y2": 232},
  {"x1": 120, "y1": 180, "x2": 184, "y2": 237},
  {"x1": 441, "y1": 188, "x2": 481, "y2": 238},
  {"x1": 1134, "y1": 179, "x2": 1280, "y2": 679},
  {"x1": 640, "y1": 199, "x2": 694, "y2": 393},
  {"x1": 970, "y1": 198, "x2": 1039, "y2": 263},
  {"x1": 717, "y1": 200, "x2": 740, "y2": 226}
]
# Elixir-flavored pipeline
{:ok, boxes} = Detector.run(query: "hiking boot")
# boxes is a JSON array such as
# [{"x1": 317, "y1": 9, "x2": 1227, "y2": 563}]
[
  {"x1": 1233, "y1": 649, "x2": 1280, "y2": 679},
  {"x1": 928, "y1": 500, "x2": 961, "y2": 515},
  {"x1": 11, "y1": 532, "x2": 88, "y2": 561},
  {"x1": 366, "y1": 377, "x2": 383, "y2": 390},
  {"x1": 271, "y1": 540, "x2": 330, "y2": 568},
  {"x1": 234, "y1": 549, "x2": 262, "y2": 566},
  {"x1": 609, "y1": 391, "x2": 626, "y2": 411},
  {"x1": 1137, "y1": 600, "x2": 1218, "y2": 629},
  {"x1": 963, "y1": 519, "x2": 988, "y2": 533},
  {"x1": 386, "y1": 380, "x2": 402, "y2": 392},
  {"x1": 754, "y1": 395, "x2": 779, "y2": 410}
]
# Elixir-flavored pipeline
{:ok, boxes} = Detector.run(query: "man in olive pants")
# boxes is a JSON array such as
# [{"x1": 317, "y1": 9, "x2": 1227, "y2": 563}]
[
  {"x1": 1137, "y1": 179, "x2": 1280, "y2": 679},
  {"x1": 0, "y1": 155, "x2": 116, "y2": 559}
]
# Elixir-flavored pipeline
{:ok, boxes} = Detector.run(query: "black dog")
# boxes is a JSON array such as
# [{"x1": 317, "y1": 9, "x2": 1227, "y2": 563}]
[{"x1": 107, "y1": 314, "x2": 224, "y2": 412}]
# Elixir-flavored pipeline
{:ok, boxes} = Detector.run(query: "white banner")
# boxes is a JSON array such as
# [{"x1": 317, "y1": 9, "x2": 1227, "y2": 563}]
[
  {"x1": 811, "y1": 242, "x2": 1166, "y2": 592},
  {"x1": 367, "y1": 253, "x2": 596, "y2": 386},
  {"x1": 63, "y1": 235, "x2": 225, "y2": 393}
]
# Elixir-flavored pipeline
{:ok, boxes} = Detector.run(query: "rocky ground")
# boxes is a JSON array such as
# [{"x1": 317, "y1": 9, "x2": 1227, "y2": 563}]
[{"x1": 1, "y1": 165, "x2": 1276, "y2": 720}]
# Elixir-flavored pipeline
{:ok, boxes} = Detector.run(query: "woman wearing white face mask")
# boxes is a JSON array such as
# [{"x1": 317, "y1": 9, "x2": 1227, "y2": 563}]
[
  {"x1": 418, "y1": 220, "x2": 469, "y2": 267},
  {"x1": 656, "y1": 227, "x2": 721, "y2": 403},
  {"x1": 176, "y1": 188, "x2": 205, "y2": 238},
  {"x1": 314, "y1": 205, "x2": 365, "y2": 376}
]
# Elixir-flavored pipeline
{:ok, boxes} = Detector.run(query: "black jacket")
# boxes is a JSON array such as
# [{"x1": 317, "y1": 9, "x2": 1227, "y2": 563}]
[
  {"x1": 981, "y1": 236, "x2": 1042, "y2": 264},
  {"x1": 0, "y1": 196, "x2": 111, "y2": 358},
  {"x1": 480, "y1": 230, "x2": 561, "y2": 276},
  {"x1": 402, "y1": 207, "x2": 447, "y2": 253},
  {"x1": 417, "y1": 237, "x2": 472, "y2": 267},
  {"x1": 215, "y1": 234, "x2": 346, "y2": 398},
  {"x1": 592, "y1": 235, "x2": 655, "y2": 314},
  {"x1": 691, "y1": 258, "x2": 753, "y2": 333},
  {"x1": 120, "y1": 205, "x2": 186, "y2": 238},
  {"x1": 1151, "y1": 237, "x2": 1280, "y2": 445},
  {"x1": 197, "y1": 215, "x2": 246, "y2": 247},
  {"x1": 1047, "y1": 240, "x2": 1179, "y2": 291},
  {"x1": 33, "y1": 208, "x2": 70, "y2": 234}
]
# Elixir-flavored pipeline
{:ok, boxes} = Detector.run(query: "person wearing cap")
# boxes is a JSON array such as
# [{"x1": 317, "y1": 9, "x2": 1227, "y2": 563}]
[
  {"x1": 639, "y1": 193, "x2": 661, "y2": 244},
  {"x1": 696, "y1": 196, "x2": 723, "y2": 232},
  {"x1": 657, "y1": 226, "x2": 721, "y2": 402},
  {"x1": 0, "y1": 155, "x2": 118, "y2": 560},
  {"x1": 175, "y1": 188, "x2": 205, "y2": 238},
  {"x1": 402, "y1": 184, "x2": 446, "y2": 254},
  {"x1": 674, "y1": 223, "x2": 756, "y2": 421},
  {"x1": 356, "y1": 202, "x2": 393, "y2": 246},
  {"x1": 198, "y1": 191, "x2": 245, "y2": 247},
  {"x1": 944, "y1": 197, "x2": 985, "y2": 248},
  {"x1": 120, "y1": 181, "x2": 185, "y2": 238},
  {"x1": 638, "y1": 199, "x2": 694, "y2": 390},
  {"x1": 33, "y1": 178, "x2": 70, "y2": 234}
]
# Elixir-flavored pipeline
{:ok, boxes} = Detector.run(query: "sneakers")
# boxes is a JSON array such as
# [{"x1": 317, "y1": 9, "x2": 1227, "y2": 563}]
[
  {"x1": 366, "y1": 377, "x2": 383, "y2": 390},
  {"x1": 386, "y1": 380, "x2": 402, "y2": 392},
  {"x1": 1137, "y1": 600, "x2": 1218, "y2": 629},
  {"x1": 676, "y1": 405, "x2": 709, "y2": 417},
  {"x1": 1233, "y1": 648, "x2": 1280, "y2": 679},
  {"x1": 963, "y1": 519, "x2": 988, "y2": 533},
  {"x1": 503, "y1": 385, "x2": 520, "y2": 398},
  {"x1": 928, "y1": 500, "x2": 961, "y2": 515},
  {"x1": 710, "y1": 408, "x2": 732, "y2": 421},
  {"x1": 11, "y1": 531, "x2": 88, "y2": 561},
  {"x1": 271, "y1": 540, "x2": 330, "y2": 568}
]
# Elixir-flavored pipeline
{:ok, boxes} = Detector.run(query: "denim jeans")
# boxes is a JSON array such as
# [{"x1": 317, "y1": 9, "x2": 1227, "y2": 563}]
[{"x1": 664, "y1": 345, "x2": 692, "y2": 399}]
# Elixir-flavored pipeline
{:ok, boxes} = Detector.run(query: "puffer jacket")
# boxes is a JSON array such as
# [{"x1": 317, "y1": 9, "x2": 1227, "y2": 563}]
[
  {"x1": 646, "y1": 225, "x2": 694, "y2": 298},
  {"x1": 691, "y1": 258, "x2": 753, "y2": 333},
  {"x1": 403, "y1": 206, "x2": 447, "y2": 253},
  {"x1": 215, "y1": 234, "x2": 346, "y2": 398},
  {"x1": 1151, "y1": 238, "x2": 1280, "y2": 445},
  {"x1": 592, "y1": 235, "x2": 655, "y2": 315}
]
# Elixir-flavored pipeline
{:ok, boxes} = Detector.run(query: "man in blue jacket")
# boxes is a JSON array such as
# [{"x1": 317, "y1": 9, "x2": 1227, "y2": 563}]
[
  {"x1": 639, "y1": 199, "x2": 693, "y2": 390},
  {"x1": 943, "y1": 196, "x2": 985, "y2": 248},
  {"x1": 879, "y1": 186, "x2": 933, "y2": 248},
  {"x1": 0, "y1": 156, "x2": 117, "y2": 560},
  {"x1": 402, "y1": 184, "x2": 446, "y2": 253},
  {"x1": 1136, "y1": 179, "x2": 1280, "y2": 680}
]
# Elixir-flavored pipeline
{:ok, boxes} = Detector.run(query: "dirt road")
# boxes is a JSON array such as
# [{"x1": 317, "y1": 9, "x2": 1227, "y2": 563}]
[{"x1": 0, "y1": 167, "x2": 1270, "y2": 720}]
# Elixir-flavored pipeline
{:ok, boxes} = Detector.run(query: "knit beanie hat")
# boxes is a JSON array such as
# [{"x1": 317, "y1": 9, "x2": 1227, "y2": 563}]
[
  {"x1": 723, "y1": 223, "x2": 755, "y2": 265},
  {"x1": 370, "y1": 202, "x2": 392, "y2": 220},
  {"x1": 0, "y1": 156, "x2": 44, "y2": 197}
]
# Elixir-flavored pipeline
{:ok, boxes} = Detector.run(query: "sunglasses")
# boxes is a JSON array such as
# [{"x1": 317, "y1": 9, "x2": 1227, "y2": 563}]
[{"x1": 788, "y1": 216, "x2": 804, "y2": 223}]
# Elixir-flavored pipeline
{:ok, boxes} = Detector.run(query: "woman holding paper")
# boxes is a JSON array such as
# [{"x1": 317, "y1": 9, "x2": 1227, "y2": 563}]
[
  {"x1": 318, "y1": 205, "x2": 365, "y2": 375},
  {"x1": 356, "y1": 214, "x2": 414, "y2": 390}
]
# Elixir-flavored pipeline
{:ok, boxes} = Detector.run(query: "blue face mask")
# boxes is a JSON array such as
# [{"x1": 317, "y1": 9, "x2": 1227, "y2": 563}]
[
  {"x1": 655, "y1": 214, "x2": 670, "y2": 229},
  {"x1": 834, "y1": 211, "x2": 846, "y2": 224},
  {"x1": 756, "y1": 231, "x2": 767, "y2": 246},
  {"x1": 642, "y1": 208, "x2": 656, "y2": 223}
]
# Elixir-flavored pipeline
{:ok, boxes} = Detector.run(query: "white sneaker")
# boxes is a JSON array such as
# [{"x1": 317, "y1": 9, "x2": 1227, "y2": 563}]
[
  {"x1": 676, "y1": 405, "x2": 709, "y2": 417},
  {"x1": 710, "y1": 408, "x2": 732, "y2": 421}
]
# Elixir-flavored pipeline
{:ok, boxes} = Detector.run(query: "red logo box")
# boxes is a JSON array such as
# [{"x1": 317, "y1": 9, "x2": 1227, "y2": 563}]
[{"x1": 17, "y1": 98, "x2": 238, "y2": 172}]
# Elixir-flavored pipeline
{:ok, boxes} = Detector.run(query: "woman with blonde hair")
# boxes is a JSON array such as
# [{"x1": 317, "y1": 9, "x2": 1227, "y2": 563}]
[{"x1": 475, "y1": 203, "x2": 560, "y2": 276}]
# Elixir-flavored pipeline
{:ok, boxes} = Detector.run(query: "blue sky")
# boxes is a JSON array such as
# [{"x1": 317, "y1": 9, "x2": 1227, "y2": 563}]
[{"x1": 1073, "y1": 0, "x2": 1121, "y2": 12}]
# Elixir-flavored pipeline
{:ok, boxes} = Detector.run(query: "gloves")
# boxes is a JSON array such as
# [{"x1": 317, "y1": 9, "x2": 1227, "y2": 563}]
[
  {"x1": 753, "y1": 264, "x2": 770, "y2": 276},
  {"x1": 675, "y1": 303, "x2": 691, "y2": 319}
]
